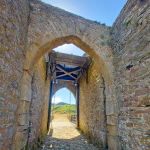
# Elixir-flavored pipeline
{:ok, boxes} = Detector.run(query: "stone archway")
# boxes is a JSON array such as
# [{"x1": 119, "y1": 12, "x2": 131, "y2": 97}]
[
  {"x1": 14, "y1": 0, "x2": 118, "y2": 149},
  {"x1": 52, "y1": 81, "x2": 76, "y2": 99}
]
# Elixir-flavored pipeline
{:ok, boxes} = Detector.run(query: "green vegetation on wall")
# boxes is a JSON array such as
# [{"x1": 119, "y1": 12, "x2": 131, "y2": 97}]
[
  {"x1": 100, "y1": 35, "x2": 104, "y2": 39},
  {"x1": 126, "y1": 19, "x2": 131, "y2": 26},
  {"x1": 136, "y1": 22, "x2": 139, "y2": 26}
]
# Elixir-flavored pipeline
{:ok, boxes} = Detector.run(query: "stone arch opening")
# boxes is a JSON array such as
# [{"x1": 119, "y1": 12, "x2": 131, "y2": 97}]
[
  {"x1": 15, "y1": 35, "x2": 118, "y2": 149},
  {"x1": 51, "y1": 87, "x2": 76, "y2": 114},
  {"x1": 24, "y1": 35, "x2": 113, "y2": 77},
  {"x1": 14, "y1": 1, "x2": 118, "y2": 149},
  {"x1": 52, "y1": 81, "x2": 76, "y2": 100}
]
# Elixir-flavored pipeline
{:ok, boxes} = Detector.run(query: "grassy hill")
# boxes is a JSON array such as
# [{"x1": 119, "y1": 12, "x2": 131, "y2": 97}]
[
  {"x1": 51, "y1": 105, "x2": 76, "y2": 114},
  {"x1": 56, "y1": 102, "x2": 68, "y2": 105}
]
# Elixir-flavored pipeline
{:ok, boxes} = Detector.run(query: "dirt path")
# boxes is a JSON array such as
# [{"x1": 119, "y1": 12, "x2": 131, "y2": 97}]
[
  {"x1": 38, "y1": 114, "x2": 98, "y2": 150},
  {"x1": 50, "y1": 114, "x2": 74, "y2": 127}
]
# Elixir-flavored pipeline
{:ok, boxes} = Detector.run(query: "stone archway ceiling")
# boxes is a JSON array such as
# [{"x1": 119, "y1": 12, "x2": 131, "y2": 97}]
[{"x1": 49, "y1": 50, "x2": 92, "y2": 84}]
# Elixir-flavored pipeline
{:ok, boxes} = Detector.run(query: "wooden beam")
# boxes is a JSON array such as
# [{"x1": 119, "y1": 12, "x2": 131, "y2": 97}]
[
  {"x1": 74, "y1": 69, "x2": 86, "y2": 84},
  {"x1": 55, "y1": 60, "x2": 85, "y2": 66},
  {"x1": 56, "y1": 68, "x2": 81, "y2": 78},
  {"x1": 76, "y1": 83, "x2": 79, "y2": 128},
  {"x1": 56, "y1": 64, "x2": 77, "y2": 80},
  {"x1": 50, "y1": 52, "x2": 56, "y2": 82},
  {"x1": 56, "y1": 52, "x2": 87, "y2": 62},
  {"x1": 74, "y1": 57, "x2": 92, "y2": 84},
  {"x1": 49, "y1": 51, "x2": 92, "y2": 83},
  {"x1": 56, "y1": 73, "x2": 67, "y2": 78},
  {"x1": 57, "y1": 79, "x2": 75, "y2": 82},
  {"x1": 57, "y1": 76, "x2": 75, "y2": 81},
  {"x1": 47, "y1": 81, "x2": 53, "y2": 130}
]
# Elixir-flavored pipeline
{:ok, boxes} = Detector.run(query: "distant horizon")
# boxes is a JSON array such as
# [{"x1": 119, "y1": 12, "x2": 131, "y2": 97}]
[{"x1": 52, "y1": 102, "x2": 76, "y2": 105}]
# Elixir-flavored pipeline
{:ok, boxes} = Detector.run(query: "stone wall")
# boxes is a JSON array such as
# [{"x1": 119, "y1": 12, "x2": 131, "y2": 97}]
[
  {"x1": 112, "y1": 0, "x2": 150, "y2": 149},
  {"x1": 0, "y1": 0, "x2": 29, "y2": 149},
  {"x1": 79, "y1": 61, "x2": 108, "y2": 149},
  {"x1": 28, "y1": 57, "x2": 50, "y2": 149},
  {"x1": 0, "y1": 0, "x2": 149, "y2": 149},
  {"x1": 21, "y1": 1, "x2": 116, "y2": 149}
]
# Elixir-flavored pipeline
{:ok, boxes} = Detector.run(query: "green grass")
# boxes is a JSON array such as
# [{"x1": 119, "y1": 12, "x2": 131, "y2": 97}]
[{"x1": 51, "y1": 105, "x2": 76, "y2": 114}]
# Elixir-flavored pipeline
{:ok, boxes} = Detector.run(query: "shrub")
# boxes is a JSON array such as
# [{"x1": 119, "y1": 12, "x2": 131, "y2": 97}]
[
  {"x1": 100, "y1": 35, "x2": 104, "y2": 39},
  {"x1": 107, "y1": 39, "x2": 113, "y2": 46},
  {"x1": 90, "y1": 58, "x2": 94, "y2": 66},
  {"x1": 93, "y1": 20, "x2": 101, "y2": 24},
  {"x1": 136, "y1": 22, "x2": 139, "y2": 26},
  {"x1": 101, "y1": 42, "x2": 105, "y2": 46},
  {"x1": 126, "y1": 19, "x2": 131, "y2": 26},
  {"x1": 101, "y1": 23, "x2": 106, "y2": 26},
  {"x1": 108, "y1": 30, "x2": 113, "y2": 35}
]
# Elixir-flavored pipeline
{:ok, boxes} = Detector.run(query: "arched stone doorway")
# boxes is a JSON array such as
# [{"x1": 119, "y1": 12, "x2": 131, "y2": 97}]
[
  {"x1": 14, "y1": 1, "x2": 118, "y2": 149},
  {"x1": 52, "y1": 81, "x2": 76, "y2": 99}
]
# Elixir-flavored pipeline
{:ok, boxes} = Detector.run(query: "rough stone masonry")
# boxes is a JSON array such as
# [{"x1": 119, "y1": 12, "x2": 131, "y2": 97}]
[{"x1": 0, "y1": 0, "x2": 149, "y2": 150}]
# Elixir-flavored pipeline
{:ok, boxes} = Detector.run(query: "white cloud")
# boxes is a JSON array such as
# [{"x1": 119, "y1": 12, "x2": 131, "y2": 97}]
[
  {"x1": 52, "y1": 97, "x2": 62, "y2": 103},
  {"x1": 54, "y1": 44, "x2": 84, "y2": 56}
]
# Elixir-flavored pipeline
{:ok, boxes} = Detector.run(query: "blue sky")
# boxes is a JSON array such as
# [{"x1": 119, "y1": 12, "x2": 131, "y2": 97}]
[
  {"x1": 52, "y1": 88, "x2": 76, "y2": 105},
  {"x1": 42, "y1": 0, "x2": 127, "y2": 104}
]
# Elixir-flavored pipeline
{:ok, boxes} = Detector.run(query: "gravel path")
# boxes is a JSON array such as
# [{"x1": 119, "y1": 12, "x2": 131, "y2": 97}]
[{"x1": 38, "y1": 114, "x2": 98, "y2": 150}]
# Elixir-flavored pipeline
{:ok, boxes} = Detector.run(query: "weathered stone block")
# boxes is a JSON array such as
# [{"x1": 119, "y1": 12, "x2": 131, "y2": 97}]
[
  {"x1": 6, "y1": 102, "x2": 17, "y2": 112},
  {"x1": 0, "y1": 101, "x2": 4, "y2": 109},
  {"x1": 106, "y1": 101, "x2": 117, "y2": 115},
  {"x1": 107, "y1": 115, "x2": 118, "y2": 125},
  {"x1": 18, "y1": 113, "x2": 29, "y2": 129},
  {"x1": 126, "y1": 122, "x2": 133, "y2": 127},
  {"x1": 108, "y1": 134, "x2": 120, "y2": 150},
  {"x1": 23, "y1": 60, "x2": 30, "y2": 71},
  {"x1": 0, "y1": 133, "x2": 3, "y2": 144},
  {"x1": 135, "y1": 39, "x2": 149, "y2": 52},
  {"x1": 11, "y1": 79, "x2": 19, "y2": 89},
  {"x1": 20, "y1": 84, "x2": 31, "y2": 102},
  {"x1": 16, "y1": 90, "x2": 20, "y2": 98},
  {"x1": 0, "y1": 58, "x2": 4, "y2": 64},
  {"x1": 0, "y1": 87, "x2": 4, "y2": 94},
  {"x1": 21, "y1": 129, "x2": 29, "y2": 149},
  {"x1": 14, "y1": 132, "x2": 20, "y2": 142},
  {"x1": 4, "y1": 125, "x2": 15, "y2": 140},
  {"x1": 0, "y1": 111, "x2": 4, "y2": 122},
  {"x1": 22, "y1": 71, "x2": 32, "y2": 88},
  {"x1": 18, "y1": 100, "x2": 30, "y2": 114},
  {"x1": 108, "y1": 125, "x2": 118, "y2": 136},
  {"x1": 6, "y1": 84, "x2": 13, "y2": 93}
]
